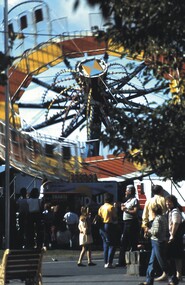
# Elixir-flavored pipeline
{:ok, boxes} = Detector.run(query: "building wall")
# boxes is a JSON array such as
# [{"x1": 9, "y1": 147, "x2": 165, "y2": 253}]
[{"x1": 134, "y1": 176, "x2": 185, "y2": 210}]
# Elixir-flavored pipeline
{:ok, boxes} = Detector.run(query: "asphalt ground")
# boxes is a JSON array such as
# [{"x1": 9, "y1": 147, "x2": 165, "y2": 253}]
[{"x1": 3, "y1": 249, "x2": 185, "y2": 284}]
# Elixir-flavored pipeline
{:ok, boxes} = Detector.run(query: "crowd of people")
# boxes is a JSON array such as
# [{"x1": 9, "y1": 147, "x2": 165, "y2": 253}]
[
  {"x1": 76, "y1": 184, "x2": 184, "y2": 285},
  {"x1": 12, "y1": 183, "x2": 185, "y2": 285},
  {"x1": 138, "y1": 185, "x2": 184, "y2": 285},
  {"x1": 16, "y1": 187, "x2": 79, "y2": 249}
]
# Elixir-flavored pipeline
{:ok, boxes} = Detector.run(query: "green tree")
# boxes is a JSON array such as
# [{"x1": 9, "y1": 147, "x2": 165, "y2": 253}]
[
  {"x1": 74, "y1": 0, "x2": 185, "y2": 182},
  {"x1": 101, "y1": 95, "x2": 185, "y2": 182},
  {"x1": 75, "y1": 0, "x2": 184, "y2": 57}
]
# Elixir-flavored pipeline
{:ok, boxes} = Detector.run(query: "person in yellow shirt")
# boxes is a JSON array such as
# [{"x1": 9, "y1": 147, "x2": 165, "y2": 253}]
[{"x1": 98, "y1": 193, "x2": 118, "y2": 268}]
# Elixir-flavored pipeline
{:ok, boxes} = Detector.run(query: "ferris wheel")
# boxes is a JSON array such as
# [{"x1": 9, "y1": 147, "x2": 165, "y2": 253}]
[
  {"x1": 0, "y1": 1, "x2": 171, "y2": 180},
  {"x1": 18, "y1": 54, "x2": 167, "y2": 156}
]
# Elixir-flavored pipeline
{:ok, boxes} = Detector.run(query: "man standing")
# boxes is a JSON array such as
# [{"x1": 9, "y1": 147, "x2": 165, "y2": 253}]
[
  {"x1": 63, "y1": 207, "x2": 79, "y2": 247},
  {"x1": 142, "y1": 184, "x2": 166, "y2": 234},
  {"x1": 117, "y1": 184, "x2": 140, "y2": 267},
  {"x1": 98, "y1": 193, "x2": 118, "y2": 268}
]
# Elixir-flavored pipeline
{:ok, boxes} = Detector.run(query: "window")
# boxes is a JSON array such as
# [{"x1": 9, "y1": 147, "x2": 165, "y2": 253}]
[
  {"x1": 35, "y1": 8, "x2": 43, "y2": 23},
  {"x1": 20, "y1": 15, "x2": 27, "y2": 30},
  {"x1": 8, "y1": 23, "x2": 14, "y2": 37}
]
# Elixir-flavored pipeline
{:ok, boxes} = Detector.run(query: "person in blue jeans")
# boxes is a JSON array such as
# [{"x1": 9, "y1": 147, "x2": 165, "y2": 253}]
[
  {"x1": 139, "y1": 204, "x2": 168, "y2": 285},
  {"x1": 98, "y1": 193, "x2": 118, "y2": 268},
  {"x1": 99, "y1": 223, "x2": 117, "y2": 268}
]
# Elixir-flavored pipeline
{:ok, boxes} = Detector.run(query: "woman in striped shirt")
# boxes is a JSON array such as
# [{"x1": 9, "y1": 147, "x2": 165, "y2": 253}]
[{"x1": 139, "y1": 204, "x2": 168, "y2": 285}]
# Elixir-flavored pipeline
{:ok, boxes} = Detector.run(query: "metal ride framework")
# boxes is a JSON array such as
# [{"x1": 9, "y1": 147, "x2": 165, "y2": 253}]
[{"x1": 0, "y1": 1, "x2": 179, "y2": 182}]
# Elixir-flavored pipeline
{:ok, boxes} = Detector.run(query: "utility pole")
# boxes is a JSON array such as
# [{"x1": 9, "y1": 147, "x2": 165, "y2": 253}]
[{"x1": 4, "y1": 0, "x2": 10, "y2": 249}]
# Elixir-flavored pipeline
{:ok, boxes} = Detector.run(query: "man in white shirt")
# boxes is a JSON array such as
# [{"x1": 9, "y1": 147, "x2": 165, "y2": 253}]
[{"x1": 63, "y1": 207, "x2": 79, "y2": 247}]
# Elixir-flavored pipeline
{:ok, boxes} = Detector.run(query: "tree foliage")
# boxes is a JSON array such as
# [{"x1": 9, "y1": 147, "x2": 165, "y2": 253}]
[
  {"x1": 82, "y1": 0, "x2": 185, "y2": 79},
  {"x1": 100, "y1": 95, "x2": 185, "y2": 182},
  {"x1": 76, "y1": 0, "x2": 185, "y2": 56},
  {"x1": 74, "y1": 0, "x2": 185, "y2": 182}
]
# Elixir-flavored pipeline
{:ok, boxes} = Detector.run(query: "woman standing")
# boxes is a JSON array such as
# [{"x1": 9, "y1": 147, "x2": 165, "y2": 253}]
[
  {"x1": 165, "y1": 195, "x2": 184, "y2": 285},
  {"x1": 139, "y1": 204, "x2": 168, "y2": 285},
  {"x1": 77, "y1": 206, "x2": 96, "y2": 266}
]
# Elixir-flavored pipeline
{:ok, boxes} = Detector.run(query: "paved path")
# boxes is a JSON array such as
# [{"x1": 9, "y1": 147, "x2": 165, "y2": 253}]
[
  {"x1": 7, "y1": 249, "x2": 185, "y2": 284},
  {"x1": 42, "y1": 258, "x2": 144, "y2": 285}
]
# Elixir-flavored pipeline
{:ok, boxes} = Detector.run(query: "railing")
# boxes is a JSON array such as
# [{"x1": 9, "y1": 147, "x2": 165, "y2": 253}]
[{"x1": 0, "y1": 120, "x2": 83, "y2": 181}]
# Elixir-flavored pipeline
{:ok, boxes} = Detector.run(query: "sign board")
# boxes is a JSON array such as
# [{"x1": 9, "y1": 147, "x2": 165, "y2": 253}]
[{"x1": 42, "y1": 181, "x2": 118, "y2": 209}]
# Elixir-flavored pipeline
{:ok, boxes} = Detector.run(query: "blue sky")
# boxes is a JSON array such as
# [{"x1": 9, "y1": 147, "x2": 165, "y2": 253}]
[
  {"x1": 0, "y1": 0, "x2": 101, "y2": 32},
  {"x1": 0, "y1": 0, "x2": 102, "y2": 54}
]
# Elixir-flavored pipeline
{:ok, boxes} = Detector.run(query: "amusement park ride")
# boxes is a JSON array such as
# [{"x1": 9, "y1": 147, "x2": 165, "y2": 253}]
[{"x1": 0, "y1": 1, "x2": 182, "y2": 184}]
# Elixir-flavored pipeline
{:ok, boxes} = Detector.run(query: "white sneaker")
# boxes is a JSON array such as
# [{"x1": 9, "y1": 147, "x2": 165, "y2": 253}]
[
  {"x1": 154, "y1": 272, "x2": 168, "y2": 281},
  {"x1": 104, "y1": 264, "x2": 109, "y2": 268}
]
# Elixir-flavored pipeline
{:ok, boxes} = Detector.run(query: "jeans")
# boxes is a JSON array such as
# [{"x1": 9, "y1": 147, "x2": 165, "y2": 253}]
[
  {"x1": 146, "y1": 239, "x2": 167, "y2": 284},
  {"x1": 99, "y1": 223, "x2": 116, "y2": 265}
]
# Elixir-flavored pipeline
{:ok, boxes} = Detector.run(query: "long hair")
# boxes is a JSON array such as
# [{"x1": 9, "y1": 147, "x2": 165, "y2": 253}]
[
  {"x1": 165, "y1": 194, "x2": 182, "y2": 211},
  {"x1": 80, "y1": 206, "x2": 89, "y2": 221}
]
